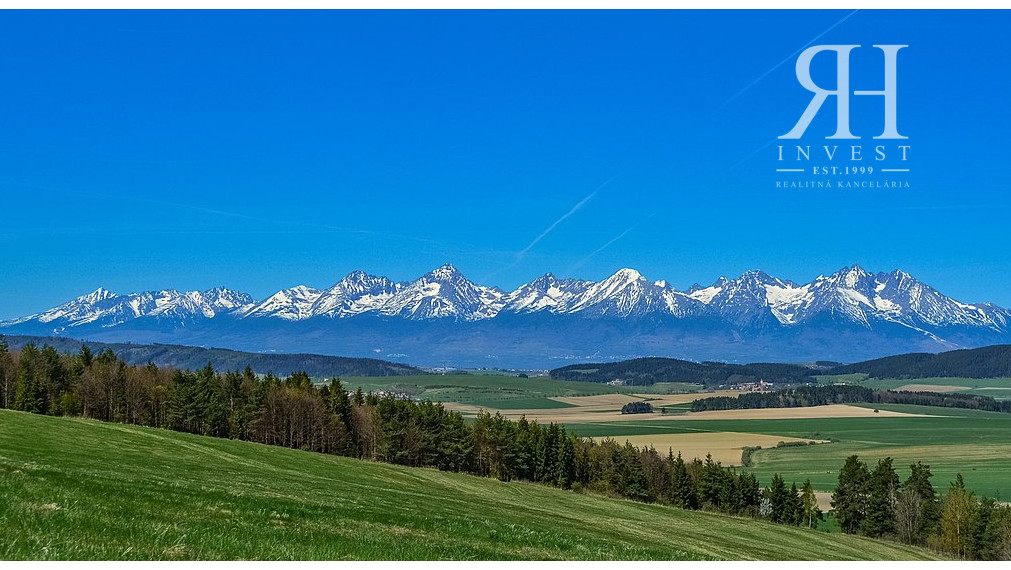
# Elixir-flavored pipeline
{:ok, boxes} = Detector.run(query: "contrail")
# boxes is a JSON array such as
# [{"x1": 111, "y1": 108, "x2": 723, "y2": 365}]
[
  {"x1": 568, "y1": 212, "x2": 657, "y2": 273},
  {"x1": 724, "y1": 9, "x2": 859, "y2": 106},
  {"x1": 730, "y1": 137, "x2": 778, "y2": 171},
  {"x1": 480, "y1": 176, "x2": 617, "y2": 283},
  {"x1": 516, "y1": 177, "x2": 615, "y2": 259}
]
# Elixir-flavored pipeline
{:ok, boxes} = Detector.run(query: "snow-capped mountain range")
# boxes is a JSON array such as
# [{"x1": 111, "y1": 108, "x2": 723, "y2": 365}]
[{"x1": 3, "y1": 264, "x2": 1008, "y2": 367}]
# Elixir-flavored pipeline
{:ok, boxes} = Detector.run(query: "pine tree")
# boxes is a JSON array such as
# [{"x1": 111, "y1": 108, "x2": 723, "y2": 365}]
[
  {"x1": 832, "y1": 455, "x2": 870, "y2": 534},
  {"x1": 0, "y1": 338, "x2": 13, "y2": 409},
  {"x1": 667, "y1": 451, "x2": 697, "y2": 509},
  {"x1": 765, "y1": 473, "x2": 788, "y2": 523},
  {"x1": 784, "y1": 482, "x2": 804, "y2": 526},
  {"x1": 13, "y1": 343, "x2": 47, "y2": 414},
  {"x1": 557, "y1": 433, "x2": 576, "y2": 489},
  {"x1": 896, "y1": 462, "x2": 939, "y2": 544},
  {"x1": 698, "y1": 454, "x2": 724, "y2": 510},
  {"x1": 862, "y1": 457, "x2": 900, "y2": 537}
]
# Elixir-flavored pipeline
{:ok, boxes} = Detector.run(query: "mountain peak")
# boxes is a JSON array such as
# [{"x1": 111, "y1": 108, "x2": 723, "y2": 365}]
[
  {"x1": 610, "y1": 268, "x2": 644, "y2": 281},
  {"x1": 80, "y1": 288, "x2": 117, "y2": 303},
  {"x1": 426, "y1": 263, "x2": 464, "y2": 281}
]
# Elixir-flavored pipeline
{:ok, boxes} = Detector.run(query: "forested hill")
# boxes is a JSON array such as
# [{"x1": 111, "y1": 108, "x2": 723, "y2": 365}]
[
  {"x1": 549, "y1": 357, "x2": 815, "y2": 386},
  {"x1": 550, "y1": 345, "x2": 1011, "y2": 385},
  {"x1": 827, "y1": 345, "x2": 1011, "y2": 379},
  {"x1": 0, "y1": 335, "x2": 421, "y2": 377}
]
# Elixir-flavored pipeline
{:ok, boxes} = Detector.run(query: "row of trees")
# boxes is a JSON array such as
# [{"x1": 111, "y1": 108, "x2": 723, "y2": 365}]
[
  {"x1": 832, "y1": 456, "x2": 1011, "y2": 560},
  {"x1": 691, "y1": 384, "x2": 1011, "y2": 414}
]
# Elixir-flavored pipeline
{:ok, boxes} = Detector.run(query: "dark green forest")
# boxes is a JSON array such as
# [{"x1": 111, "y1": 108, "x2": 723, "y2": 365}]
[
  {"x1": 550, "y1": 345, "x2": 1011, "y2": 386},
  {"x1": 2, "y1": 335, "x2": 420, "y2": 378},
  {"x1": 1, "y1": 339, "x2": 1008, "y2": 559},
  {"x1": 827, "y1": 345, "x2": 1011, "y2": 379},
  {"x1": 550, "y1": 357, "x2": 814, "y2": 386}
]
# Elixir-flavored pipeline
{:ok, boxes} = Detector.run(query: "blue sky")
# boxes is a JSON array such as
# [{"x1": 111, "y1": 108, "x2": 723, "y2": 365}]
[{"x1": 1, "y1": 10, "x2": 1009, "y2": 318}]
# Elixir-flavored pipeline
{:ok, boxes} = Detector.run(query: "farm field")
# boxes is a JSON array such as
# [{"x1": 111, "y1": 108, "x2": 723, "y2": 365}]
[
  {"x1": 342, "y1": 374, "x2": 1010, "y2": 499},
  {"x1": 565, "y1": 405, "x2": 1011, "y2": 499},
  {"x1": 817, "y1": 374, "x2": 1011, "y2": 400},
  {"x1": 343, "y1": 374, "x2": 649, "y2": 409},
  {"x1": 0, "y1": 410, "x2": 941, "y2": 561}
]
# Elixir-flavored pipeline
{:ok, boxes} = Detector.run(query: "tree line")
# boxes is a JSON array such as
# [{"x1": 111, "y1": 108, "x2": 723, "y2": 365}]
[
  {"x1": 2, "y1": 334, "x2": 422, "y2": 378},
  {"x1": 690, "y1": 384, "x2": 1011, "y2": 413},
  {"x1": 1, "y1": 340, "x2": 1008, "y2": 559},
  {"x1": 832, "y1": 456, "x2": 1011, "y2": 560}
]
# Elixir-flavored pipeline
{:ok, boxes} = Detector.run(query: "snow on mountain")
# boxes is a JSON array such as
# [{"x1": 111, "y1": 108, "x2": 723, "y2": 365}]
[
  {"x1": 242, "y1": 285, "x2": 322, "y2": 321},
  {"x1": 310, "y1": 271, "x2": 400, "y2": 318},
  {"x1": 498, "y1": 273, "x2": 594, "y2": 314},
  {"x1": 378, "y1": 264, "x2": 503, "y2": 321},
  {"x1": 3, "y1": 265, "x2": 1008, "y2": 350},
  {"x1": 562, "y1": 268, "x2": 705, "y2": 318},
  {"x1": 6, "y1": 287, "x2": 255, "y2": 330}
]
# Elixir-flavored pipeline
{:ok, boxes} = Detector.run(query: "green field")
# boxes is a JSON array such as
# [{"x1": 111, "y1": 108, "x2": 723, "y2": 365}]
[
  {"x1": 0, "y1": 409, "x2": 941, "y2": 560},
  {"x1": 566, "y1": 404, "x2": 1011, "y2": 498},
  {"x1": 343, "y1": 374, "x2": 635, "y2": 408},
  {"x1": 818, "y1": 374, "x2": 1011, "y2": 400}
]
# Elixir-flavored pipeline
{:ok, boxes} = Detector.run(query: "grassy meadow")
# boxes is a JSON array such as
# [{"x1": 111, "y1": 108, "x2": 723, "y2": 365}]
[{"x1": 0, "y1": 409, "x2": 943, "y2": 560}]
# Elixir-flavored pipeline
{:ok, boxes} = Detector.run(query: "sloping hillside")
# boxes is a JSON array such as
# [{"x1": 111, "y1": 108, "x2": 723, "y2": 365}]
[
  {"x1": 828, "y1": 345, "x2": 1011, "y2": 379},
  {"x1": 0, "y1": 410, "x2": 940, "y2": 560}
]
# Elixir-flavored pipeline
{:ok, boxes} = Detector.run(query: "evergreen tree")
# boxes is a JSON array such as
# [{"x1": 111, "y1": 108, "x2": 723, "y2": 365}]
[
  {"x1": 862, "y1": 457, "x2": 900, "y2": 537},
  {"x1": 557, "y1": 433, "x2": 576, "y2": 489},
  {"x1": 78, "y1": 345, "x2": 94, "y2": 368},
  {"x1": 896, "y1": 462, "x2": 939, "y2": 544},
  {"x1": 784, "y1": 482, "x2": 804, "y2": 526},
  {"x1": 765, "y1": 473, "x2": 789, "y2": 523},
  {"x1": 667, "y1": 450, "x2": 695, "y2": 508},
  {"x1": 13, "y1": 343, "x2": 47, "y2": 414},
  {"x1": 832, "y1": 455, "x2": 870, "y2": 534},
  {"x1": 0, "y1": 338, "x2": 13, "y2": 409},
  {"x1": 698, "y1": 454, "x2": 725, "y2": 510},
  {"x1": 735, "y1": 472, "x2": 762, "y2": 517}
]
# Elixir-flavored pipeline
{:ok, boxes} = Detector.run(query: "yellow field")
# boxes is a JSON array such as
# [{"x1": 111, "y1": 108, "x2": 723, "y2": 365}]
[
  {"x1": 445, "y1": 400, "x2": 933, "y2": 424},
  {"x1": 666, "y1": 404, "x2": 937, "y2": 421},
  {"x1": 596, "y1": 431, "x2": 824, "y2": 466}
]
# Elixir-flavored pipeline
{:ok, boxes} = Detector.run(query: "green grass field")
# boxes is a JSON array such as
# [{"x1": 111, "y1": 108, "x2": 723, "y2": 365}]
[
  {"x1": 817, "y1": 374, "x2": 1011, "y2": 400},
  {"x1": 0, "y1": 409, "x2": 942, "y2": 560},
  {"x1": 342, "y1": 374, "x2": 637, "y2": 408},
  {"x1": 566, "y1": 404, "x2": 1011, "y2": 498}
]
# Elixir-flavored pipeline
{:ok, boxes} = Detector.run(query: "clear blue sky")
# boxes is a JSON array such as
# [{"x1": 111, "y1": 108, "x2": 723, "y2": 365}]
[{"x1": 2, "y1": 10, "x2": 1009, "y2": 319}]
